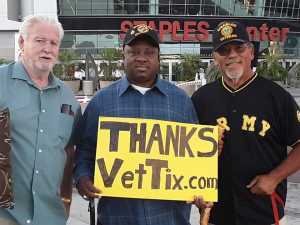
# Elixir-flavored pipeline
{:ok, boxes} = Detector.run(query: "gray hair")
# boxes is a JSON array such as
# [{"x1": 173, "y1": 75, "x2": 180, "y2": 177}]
[
  {"x1": 246, "y1": 41, "x2": 254, "y2": 49},
  {"x1": 19, "y1": 15, "x2": 64, "y2": 41}
]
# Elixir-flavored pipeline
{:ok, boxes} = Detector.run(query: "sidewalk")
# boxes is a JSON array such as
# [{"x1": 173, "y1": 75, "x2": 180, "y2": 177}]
[{"x1": 67, "y1": 182, "x2": 300, "y2": 225}]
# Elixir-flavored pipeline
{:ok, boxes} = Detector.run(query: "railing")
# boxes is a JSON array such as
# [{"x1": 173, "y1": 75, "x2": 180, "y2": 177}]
[
  {"x1": 58, "y1": 46, "x2": 300, "y2": 60},
  {"x1": 58, "y1": 0, "x2": 300, "y2": 18}
]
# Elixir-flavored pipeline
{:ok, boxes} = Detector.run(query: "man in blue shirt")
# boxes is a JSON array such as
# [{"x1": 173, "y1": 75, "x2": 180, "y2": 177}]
[
  {"x1": 0, "y1": 15, "x2": 81, "y2": 225},
  {"x1": 74, "y1": 24, "x2": 198, "y2": 225}
]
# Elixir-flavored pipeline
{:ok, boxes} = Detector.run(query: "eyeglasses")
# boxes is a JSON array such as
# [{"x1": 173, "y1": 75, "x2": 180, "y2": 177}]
[{"x1": 216, "y1": 43, "x2": 251, "y2": 56}]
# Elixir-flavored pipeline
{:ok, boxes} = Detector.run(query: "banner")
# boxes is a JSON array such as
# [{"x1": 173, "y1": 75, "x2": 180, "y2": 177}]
[{"x1": 94, "y1": 117, "x2": 218, "y2": 202}]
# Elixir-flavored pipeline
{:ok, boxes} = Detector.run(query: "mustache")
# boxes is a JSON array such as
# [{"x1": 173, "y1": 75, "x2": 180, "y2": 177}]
[{"x1": 226, "y1": 60, "x2": 241, "y2": 65}]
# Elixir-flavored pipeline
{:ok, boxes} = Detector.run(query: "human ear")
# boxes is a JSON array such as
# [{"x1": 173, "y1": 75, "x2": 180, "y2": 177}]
[{"x1": 18, "y1": 35, "x2": 25, "y2": 51}]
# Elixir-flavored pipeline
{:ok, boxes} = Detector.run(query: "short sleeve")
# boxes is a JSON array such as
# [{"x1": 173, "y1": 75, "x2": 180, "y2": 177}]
[{"x1": 283, "y1": 92, "x2": 300, "y2": 146}]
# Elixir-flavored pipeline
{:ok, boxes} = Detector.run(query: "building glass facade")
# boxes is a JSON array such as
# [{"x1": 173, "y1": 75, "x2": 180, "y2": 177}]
[
  {"x1": 58, "y1": 0, "x2": 300, "y2": 17},
  {"x1": 57, "y1": 0, "x2": 300, "y2": 80}
]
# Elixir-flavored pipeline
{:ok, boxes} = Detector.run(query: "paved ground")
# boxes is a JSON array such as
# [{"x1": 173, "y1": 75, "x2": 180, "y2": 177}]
[
  {"x1": 289, "y1": 170, "x2": 300, "y2": 183},
  {"x1": 67, "y1": 179, "x2": 300, "y2": 225}
]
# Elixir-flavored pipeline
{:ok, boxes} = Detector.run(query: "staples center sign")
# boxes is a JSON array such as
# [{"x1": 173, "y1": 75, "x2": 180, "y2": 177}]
[{"x1": 120, "y1": 20, "x2": 289, "y2": 42}]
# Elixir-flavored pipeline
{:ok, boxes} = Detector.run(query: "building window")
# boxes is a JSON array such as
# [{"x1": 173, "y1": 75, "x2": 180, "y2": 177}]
[{"x1": 124, "y1": 0, "x2": 149, "y2": 14}]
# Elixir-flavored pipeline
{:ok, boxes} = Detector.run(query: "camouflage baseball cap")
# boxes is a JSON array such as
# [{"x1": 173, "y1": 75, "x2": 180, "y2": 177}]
[{"x1": 123, "y1": 24, "x2": 160, "y2": 48}]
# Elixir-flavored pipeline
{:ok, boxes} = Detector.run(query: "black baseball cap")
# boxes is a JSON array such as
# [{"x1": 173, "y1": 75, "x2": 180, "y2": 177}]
[
  {"x1": 123, "y1": 24, "x2": 160, "y2": 48},
  {"x1": 213, "y1": 21, "x2": 250, "y2": 51}
]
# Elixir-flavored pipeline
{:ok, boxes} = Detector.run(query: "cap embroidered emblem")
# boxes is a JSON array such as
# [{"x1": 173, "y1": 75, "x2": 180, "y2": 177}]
[
  {"x1": 132, "y1": 24, "x2": 151, "y2": 36},
  {"x1": 123, "y1": 23, "x2": 159, "y2": 47},
  {"x1": 219, "y1": 23, "x2": 238, "y2": 41}
]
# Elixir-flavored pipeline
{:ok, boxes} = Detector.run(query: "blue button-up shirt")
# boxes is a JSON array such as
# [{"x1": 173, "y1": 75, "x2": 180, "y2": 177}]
[
  {"x1": 75, "y1": 77, "x2": 198, "y2": 225},
  {"x1": 0, "y1": 62, "x2": 81, "y2": 225}
]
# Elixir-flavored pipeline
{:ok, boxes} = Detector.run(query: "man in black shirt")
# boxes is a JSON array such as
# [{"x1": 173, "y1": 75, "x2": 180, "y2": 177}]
[{"x1": 192, "y1": 21, "x2": 300, "y2": 225}]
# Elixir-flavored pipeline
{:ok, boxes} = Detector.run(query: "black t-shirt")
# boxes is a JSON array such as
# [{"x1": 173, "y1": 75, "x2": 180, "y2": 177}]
[{"x1": 191, "y1": 74, "x2": 300, "y2": 225}]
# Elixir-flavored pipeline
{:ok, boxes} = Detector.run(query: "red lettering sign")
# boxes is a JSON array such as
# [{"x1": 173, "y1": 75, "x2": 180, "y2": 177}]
[{"x1": 119, "y1": 20, "x2": 289, "y2": 43}]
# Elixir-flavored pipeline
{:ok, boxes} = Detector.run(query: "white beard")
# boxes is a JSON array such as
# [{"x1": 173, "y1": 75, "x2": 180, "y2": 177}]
[{"x1": 225, "y1": 67, "x2": 244, "y2": 84}]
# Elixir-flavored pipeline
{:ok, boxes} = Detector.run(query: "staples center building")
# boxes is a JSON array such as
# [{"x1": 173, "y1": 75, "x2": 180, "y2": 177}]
[{"x1": 57, "y1": 0, "x2": 300, "y2": 80}]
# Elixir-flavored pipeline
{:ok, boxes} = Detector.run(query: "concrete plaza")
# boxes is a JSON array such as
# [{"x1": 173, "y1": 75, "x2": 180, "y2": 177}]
[{"x1": 67, "y1": 181, "x2": 300, "y2": 225}]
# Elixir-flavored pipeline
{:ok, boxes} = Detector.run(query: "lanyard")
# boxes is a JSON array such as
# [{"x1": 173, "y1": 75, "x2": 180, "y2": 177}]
[{"x1": 271, "y1": 192, "x2": 285, "y2": 225}]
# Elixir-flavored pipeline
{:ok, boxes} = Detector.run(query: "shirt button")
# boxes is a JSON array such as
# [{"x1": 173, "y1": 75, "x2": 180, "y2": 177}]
[
  {"x1": 40, "y1": 91, "x2": 43, "y2": 94},
  {"x1": 38, "y1": 149, "x2": 42, "y2": 153},
  {"x1": 33, "y1": 191, "x2": 36, "y2": 195},
  {"x1": 40, "y1": 129, "x2": 44, "y2": 133},
  {"x1": 232, "y1": 109, "x2": 237, "y2": 113},
  {"x1": 41, "y1": 109, "x2": 46, "y2": 113},
  {"x1": 26, "y1": 219, "x2": 31, "y2": 224},
  {"x1": 35, "y1": 170, "x2": 39, "y2": 174}
]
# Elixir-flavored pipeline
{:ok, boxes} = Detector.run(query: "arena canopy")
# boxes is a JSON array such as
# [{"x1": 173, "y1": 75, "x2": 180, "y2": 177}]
[{"x1": 59, "y1": 15, "x2": 300, "y2": 43}]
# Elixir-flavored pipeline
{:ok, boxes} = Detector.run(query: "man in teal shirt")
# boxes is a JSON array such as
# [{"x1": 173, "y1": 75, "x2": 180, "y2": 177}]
[{"x1": 0, "y1": 15, "x2": 81, "y2": 225}]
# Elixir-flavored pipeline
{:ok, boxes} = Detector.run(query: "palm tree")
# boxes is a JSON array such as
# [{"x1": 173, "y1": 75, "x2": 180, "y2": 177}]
[
  {"x1": 256, "y1": 42, "x2": 288, "y2": 83},
  {"x1": 205, "y1": 63, "x2": 222, "y2": 83},
  {"x1": 99, "y1": 48, "x2": 123, "y2": 81},
  {"x1": 56, "y1": 50, "x2": 78, "y2": 80},
  {"x1": 178, "y1": 54, "x2": 202, "y2": 81}
]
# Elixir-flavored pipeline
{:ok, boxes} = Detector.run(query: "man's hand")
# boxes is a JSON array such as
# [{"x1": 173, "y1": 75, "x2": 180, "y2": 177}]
[
  {"x1": 77, "y1": 176, "x2": 101, "y2": 200},
  {"x1": 246, "y1": 174, "x2": 279, "y2": 195},
  {"x1": 188, "y1": 196, "x2": 213, "y2": 210},
  {"x1": 218, "y1": 127, "x2": 225, "y2": 156},
  {"x1": 188, "y1": 196, "x2": 213, "y2": 225}
]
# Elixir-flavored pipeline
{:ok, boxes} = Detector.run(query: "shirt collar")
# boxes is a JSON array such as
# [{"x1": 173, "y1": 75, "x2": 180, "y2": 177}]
[
  {"x1": 221, "y1": 73, "x2": 257, "y2": 94},
  {"x1": 118, "y1": 75, "x2": 168, "y2": 96},
  {"x1": 11, "y1": 61, "x2": 62, "y2": 89}
]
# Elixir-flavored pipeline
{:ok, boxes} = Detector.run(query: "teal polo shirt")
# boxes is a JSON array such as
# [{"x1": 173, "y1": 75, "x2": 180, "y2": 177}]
[{"x1": 0, "y1": 62, "x2": 81, "y2": 225}]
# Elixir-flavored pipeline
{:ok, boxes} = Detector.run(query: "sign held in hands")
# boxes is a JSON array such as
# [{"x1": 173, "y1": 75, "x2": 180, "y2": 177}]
[{"x1": 94, "y1": 117, "x2": 219, "y2": 202}]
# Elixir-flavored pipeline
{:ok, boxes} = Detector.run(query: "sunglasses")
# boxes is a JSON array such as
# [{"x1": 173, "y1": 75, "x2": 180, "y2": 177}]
[{"x1": 216, "y1": 42, "x2": 251, "y2": 56}]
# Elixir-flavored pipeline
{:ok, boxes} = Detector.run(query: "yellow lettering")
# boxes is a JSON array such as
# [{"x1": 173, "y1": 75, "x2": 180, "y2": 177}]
[
  {"x1": 216, "y1": 117, "x2": 230, "y2": 131},
  {"x1": 242, "y1": 115, "x2": 256, "y2": 132},
  {"x1": 259, "y1": 120, "x2": 271, "y2": 136}
]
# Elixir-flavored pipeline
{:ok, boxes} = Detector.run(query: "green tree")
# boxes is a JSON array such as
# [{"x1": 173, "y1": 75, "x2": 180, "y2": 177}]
[
  {"x1": 99, "y1": 48, "x2": 123, "y2": 81},
  {"x1": 53, "y1": 50, "x2": 78, "y2": 80},
  {"x1": 205, "y1": 63, "x2": 222, "y2": 83},
  {"x1": 172, "y1": 62, "x2": 182, "y2": 81},
  {"x1": 256, "y1": 42, "x2": 288, "y2": 82},
  {"x1": 0, "y1": 58, "x2": 11, "y2": 65},
  {"x1": 177, "y1": 54, "x2": 202, "y2": 81}
]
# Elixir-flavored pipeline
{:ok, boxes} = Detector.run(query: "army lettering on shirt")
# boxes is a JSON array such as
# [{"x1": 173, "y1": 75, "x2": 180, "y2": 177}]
[{"x1": 216, "y1": 114, "x2": 271, "y2": 137}]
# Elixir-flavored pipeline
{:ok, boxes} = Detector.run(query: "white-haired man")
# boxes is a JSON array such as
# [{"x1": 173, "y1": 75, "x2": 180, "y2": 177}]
[{"x1": 0, "y1": 15, "x2": 81, "y2": 225}]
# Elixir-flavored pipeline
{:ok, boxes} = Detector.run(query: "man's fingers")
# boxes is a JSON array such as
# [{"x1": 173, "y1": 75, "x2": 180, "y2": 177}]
[
  {"x1": 86, "y1": 181, "x2": 101, "y2": 193},
  {"x1": 193, "y1": 196, "x2": 213, "y2": 209},
  {"x1": 217, "y1": 127, "x2": 225, "y2": 155},
  {"x1": 186, "y1": 195, "x2": 202, "y2": 204},
  {"x1": 203, "y1": 201, "x2": 213, "y2": 208},
  {"x1": 246, "y1": 176, "x2": 259, "y2": 188},
  {"x1": 84, "y1": 182, "x2": 101, "y2": 198},
  {"x1": 78, "y1": 176, "x2": 101, "y2": 199},
  {"x1": 218, "y1": 127, "x2": 225, "y2": 137},
  {"x1": 87, "y1": 185, "x2": 101, "y2": 198}
]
